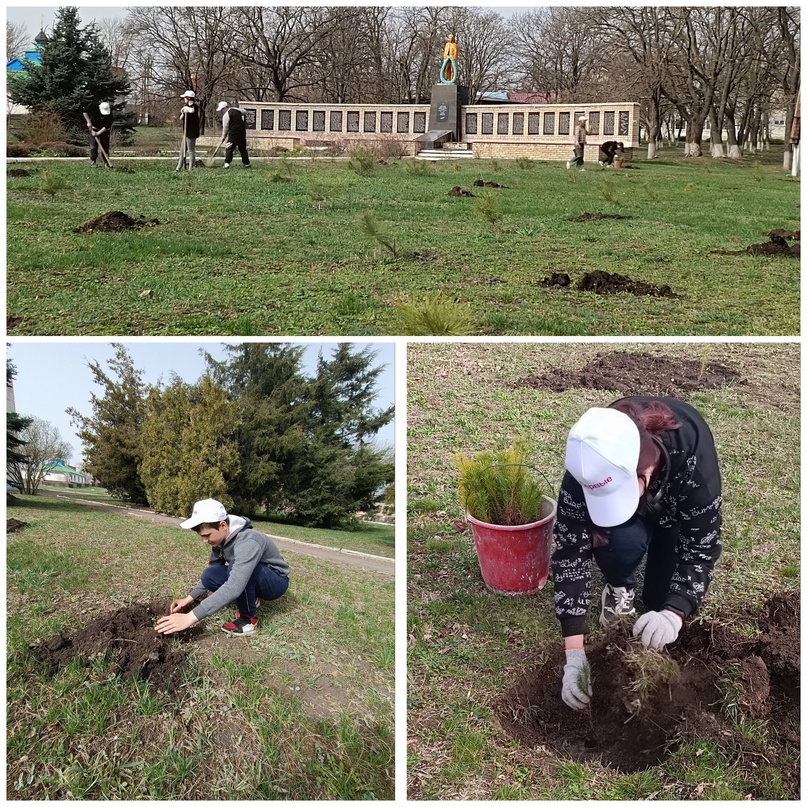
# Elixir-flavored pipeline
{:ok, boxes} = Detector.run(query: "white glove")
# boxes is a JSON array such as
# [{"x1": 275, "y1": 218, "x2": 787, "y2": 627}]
[
  {"x1": 633, "y1": 610, "x2": 682, "y2": 650},
  {"x1": 561, "y1": 649, "x2": 592, "y2": 710}
]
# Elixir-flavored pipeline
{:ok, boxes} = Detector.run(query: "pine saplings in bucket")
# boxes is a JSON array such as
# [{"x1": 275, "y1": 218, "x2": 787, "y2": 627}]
[{"x1": 456, "y1": 442, "x2": 557, "y2": 595}]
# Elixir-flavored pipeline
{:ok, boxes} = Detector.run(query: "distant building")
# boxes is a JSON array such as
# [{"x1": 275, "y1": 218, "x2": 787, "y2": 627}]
[
  {"x1": 42, "y1": 460, "x2": 93, "y2": 488},
  {"x1": 7, "y1": 30, "x2": 46, "y2": 114}
]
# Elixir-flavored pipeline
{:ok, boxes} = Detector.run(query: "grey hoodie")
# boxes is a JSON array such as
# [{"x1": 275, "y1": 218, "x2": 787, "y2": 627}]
[{"x1": 189, "y1": 515, "x2": 290, "y2": 620}]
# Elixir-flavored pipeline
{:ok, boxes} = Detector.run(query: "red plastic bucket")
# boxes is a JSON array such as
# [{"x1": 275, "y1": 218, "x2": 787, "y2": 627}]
[{"x1": 467, "y1": 497, "x2": 557, "y2": 595}]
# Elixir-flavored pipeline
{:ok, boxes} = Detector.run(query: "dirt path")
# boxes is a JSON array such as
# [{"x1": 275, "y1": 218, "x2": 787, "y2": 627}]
[{"x1": 49, "y1": 494, "x2": 394, "y2": 577}]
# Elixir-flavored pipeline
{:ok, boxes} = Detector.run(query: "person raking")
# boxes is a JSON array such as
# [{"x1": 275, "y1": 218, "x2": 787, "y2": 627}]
[
  {"x1": 155, "y1": 498, "x2": 290, "y2": 636},
  {"x1": 551, "y1": 396, "x2": 722, "y2": 710}
]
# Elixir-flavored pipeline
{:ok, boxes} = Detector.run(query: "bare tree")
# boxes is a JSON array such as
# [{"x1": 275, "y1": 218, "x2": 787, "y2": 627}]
[
  {"x1": 7, "y1": 20, "x2": 30, "y2": 62},
  {"x1": 508, "y1": 8, "x2": 602, "y2": 102},
  {"x1": 7, "y1": 417, "x2": 72, "y2": 496},
  {"x1": 234, "y1": 7, "x2": 331, "y2": 102},
  {"x1": 124, "y1": 6, "x2": 241, "y2": 132}
]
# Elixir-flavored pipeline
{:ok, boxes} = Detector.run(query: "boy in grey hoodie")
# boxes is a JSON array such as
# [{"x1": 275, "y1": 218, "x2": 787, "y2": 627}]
[{"x1": 155, "y1": 498, "x2": 289, "y2": 636}]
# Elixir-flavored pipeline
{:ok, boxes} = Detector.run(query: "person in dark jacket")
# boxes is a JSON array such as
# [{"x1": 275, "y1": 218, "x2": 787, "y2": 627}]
[
  {"x1": 176, "y1": 89, "x2": 201, "y2": 171},
  {"x1": 155, "y1": 498, "x2": 289, "y2": 636},
  {"x1": 216, "y1": 100, "x2": 251, "y2": 169},
  {"x1": 82, "y1": 100, "x2": 113, "y2": 167},
  {"x1": 598, "y1": 140, "x2": 624, "y2": 166},
  {"x1": 553, "y1": 397, "x2": 722, "y2": 710}
]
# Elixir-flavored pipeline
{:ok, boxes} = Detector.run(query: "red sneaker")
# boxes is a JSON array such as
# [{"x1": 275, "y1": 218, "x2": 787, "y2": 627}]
[{"x1": 221, "y1": 615, "x2": 258, "y2": 635}]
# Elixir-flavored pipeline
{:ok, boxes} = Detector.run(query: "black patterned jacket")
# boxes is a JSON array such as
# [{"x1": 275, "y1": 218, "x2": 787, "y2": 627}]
[{"x1": 552, "y1": 396, "x2": 722, "y2": 637}]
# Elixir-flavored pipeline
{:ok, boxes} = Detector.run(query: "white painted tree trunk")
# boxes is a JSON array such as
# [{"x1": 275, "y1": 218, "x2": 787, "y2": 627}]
[
  {"x1": 727, "y1": 144, "x2": 742, "y2": 159},
  {"x1": 646, "y1": 141, "x2": 657, "y2": 159},
  {"x1": 710, "y1": 142, "x2": 724, "y2": 158}
]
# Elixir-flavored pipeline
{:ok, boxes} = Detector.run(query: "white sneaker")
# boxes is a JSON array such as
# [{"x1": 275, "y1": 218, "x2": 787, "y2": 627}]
[
  {"x1": 600, "y1": 584, "x2": 636, "y2": 627},
  {"x1": 566, "y1": 160, "x2": 571, "y2": 170},
  {"x1": 223, "y1": 162, "x2": 230, "y2": 169}
]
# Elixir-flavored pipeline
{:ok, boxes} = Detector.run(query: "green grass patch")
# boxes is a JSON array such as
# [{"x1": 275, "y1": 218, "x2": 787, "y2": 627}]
[
  {"x1": 7, "y1": 496, "x2": 393, "y2": 799},
  {"x1": 7, "y1": 148, "x2": 799, "y2": 335}
]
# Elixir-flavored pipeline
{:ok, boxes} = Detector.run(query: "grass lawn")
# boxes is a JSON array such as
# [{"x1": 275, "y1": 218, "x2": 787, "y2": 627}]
[
  {"x1": 407, "y1": 342, "x2": 799, "y2": 799},
  {"x1": 7, "y1": 496, "x2": 394, "y2": 800},
  {"x1": 6, "y1": 147, "x2": 798, "y2": 336},
  {"x1": 39, "y1": 487, "x2": 395, "y2": 557}
]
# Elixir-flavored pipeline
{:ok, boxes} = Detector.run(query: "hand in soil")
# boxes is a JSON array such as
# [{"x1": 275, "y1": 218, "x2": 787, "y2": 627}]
[
  {"x1": 155, "y1": 611, "x2": 198, "y2": 635},
  {"x1": 561, "y1": 649, "x2": 592, "y2": 710},
  {"x1": 171, "y1": 595, "x2": 194, "y2": 614},
  {"x1": 633, "y1": 610, "x2": 682, "y2": 650}
]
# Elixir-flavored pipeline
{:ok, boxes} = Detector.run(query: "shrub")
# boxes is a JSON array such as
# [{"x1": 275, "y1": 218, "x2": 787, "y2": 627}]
[
  {"x1": 394, "y1": 293, "x2": 476, "y2": 336},
  {"x1": 347, "y1": 147, "x2": 376, "y2": 176},
  {"x1": 15, "y1": 111, "x2": 68, "y2": 146},
  {"x1": 34, "y1": 141, "x2": 86, "y2": 157},
  {"x1": 7, "y1": 143, "x2": 31, "y2": 158}
]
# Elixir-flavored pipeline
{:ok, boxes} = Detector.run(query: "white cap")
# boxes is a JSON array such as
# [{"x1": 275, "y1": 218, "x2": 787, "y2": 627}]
[
  {"x1": 99, "y1": 102, "x2": 111, "y2": 115},
  {"x1": 216, "y1": 101, "x2": 229, "y2": 112},
  {"x1": 181, "y1": 90, "x2": 196, "y2": 98},
  {"x1": 565, "y1": 408, "x2": 640, "y2": 527},
  {"x1": 578, "y1": 116, "x2": 587, "y2": 122},
  {"x1": 180, "y1": 498, "x2": 227, "y2": 529}
]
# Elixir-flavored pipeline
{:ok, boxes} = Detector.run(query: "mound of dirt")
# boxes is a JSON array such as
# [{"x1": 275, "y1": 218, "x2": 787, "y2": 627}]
[
  {"x1": 712, "y1": 231, "x2": 800, "y2": 258},
  {"x1": 73, "y1": 211, "x2": 159, "y2": 233},
  {"x1": 521, "y1": 350, "x2": 740, "y2": 397},
  {"x1": 539, "y1": 272, "x2": 572, "y2": 288},
  {"x1": 567, "y1": 212, "x2": 629, "y2": 222},
  {"x1": 30, "y1": 599, "x2": 202, "y2": 695},
  {"x1": 7, "y1": 518, "x2": 30, "y2": 533},
  {"x1": 577, "y1": 269, "x2": 678, "y2": 297},
  {"x1": 498, "y1": 592, "x2": 799, "y2": 785},
  {"x1": 473, "y1": 180, "x2": 507, "y2": 188},
  {"x1": 7, "y1": 168, "x2": 37, "y2": 178},
  {"x1": 448, "y1": 186, "x2": 474, "y2": 197}
]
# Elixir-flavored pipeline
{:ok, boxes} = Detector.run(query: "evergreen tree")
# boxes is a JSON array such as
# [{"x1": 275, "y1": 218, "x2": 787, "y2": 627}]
[
  {"x1": 207, "y1": 343, "x2": 312, "y2": 517},
  {"x1": 7, "y1": 360, "x2": 33, "y2": 467},
  {"x1": 67, "y1": 344, "x2": 147, "y2": 504},
  {"x1": 139, "y1": 375, "x2": 239, "y2": 517},
  {"x1": 8, "y1": 7, "x2": 131, "y2": 129}
]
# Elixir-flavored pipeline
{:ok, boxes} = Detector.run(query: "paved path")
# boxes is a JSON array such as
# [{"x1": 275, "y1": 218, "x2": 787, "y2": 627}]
[{"x1": 52, "y1": 494, "x2": 395, "y2": 577}]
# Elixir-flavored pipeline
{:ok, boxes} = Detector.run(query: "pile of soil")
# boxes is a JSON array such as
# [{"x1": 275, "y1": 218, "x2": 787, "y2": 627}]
[
  {"x1": 448, "y1": 186, "x2": 474, "y2": 197},
  {"x1": 7, "y1": 518, "x2": 30, "y2": 533},
  {"x1": 577, "y1": 269, "x2": 678, "y2": 298},
  {"x1": 498, "y1": 592, "x2": 799, "y2": 787},
  {"x1": 567, "y1": 212, "x2": 629, "y2": 222},
  {"x1": 73, "y1": 211, "x2": 159, "y2": 233},
  {"x1": 520, "y1": 350, "x2": 740, "y2": 397},
  {"x1": 30, "y1": 599, "x2": 201, "y2": 695},
  {"x1": 539, "y1": 272, "x2": 572, "y2": 288},
  {"x1": 712, "y1": 230, "x2": 800, "y2": 258},
  {"x1": 7, "y1": 168, "x2": 37, "y2": 178},
  {"x1": 473, "y1": 180, "x2": 507, "y2": 188}
]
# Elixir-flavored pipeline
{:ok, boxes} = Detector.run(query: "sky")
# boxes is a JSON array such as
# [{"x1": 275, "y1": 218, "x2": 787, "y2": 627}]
[
  {"x1": 6, "y1": 4, "x2": 524, "y2": 37},
  {"x1": 7, "y1": 340, "x2": 396, "y2": 467}
]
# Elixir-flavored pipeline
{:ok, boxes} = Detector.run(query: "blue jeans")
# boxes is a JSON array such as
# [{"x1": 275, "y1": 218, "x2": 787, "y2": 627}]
[
  {"x1": 201, "y1": 564, "x2": 289, "y2": 618},
  {"x1": 592, "y1": 514, "x2": 679, "y2": 610}
]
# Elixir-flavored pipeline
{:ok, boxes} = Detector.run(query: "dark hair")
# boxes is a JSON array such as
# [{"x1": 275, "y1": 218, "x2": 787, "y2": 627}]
[
  {"x1": 590, "y1": 400, "x2": 680, "y2": 545},
  {"x1": 611, "y1": 399, "x2": 680, "y2": 473},
  {"x1": 192, "y1": 517, "x2": 229, "y2": 533}
]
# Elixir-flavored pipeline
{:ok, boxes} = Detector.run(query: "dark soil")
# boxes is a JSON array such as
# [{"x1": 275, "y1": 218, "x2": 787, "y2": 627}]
[
  {"x1": 30, "y1": 599, "x2": 202, "y2": 695},
  {"x1": 448, "y1": 186, "x2": 474, "y2": 197},
  {"x1": 7, "y1": 168, "x2": 37, "y2": 178},
  {"x1": 521, "y1": 350, "x2": 740, "y2": 398},
  {"x1": 473, "y1": 179, "x2": 507, "y2": 188},
  {"x1": 539, "y1": 271, "x2": 572, "y2": 288},
  {"x1": 7, "y1": 518, "x2": 31, "y2": 533},
  {"x1": 498, "y1": 592, "x2": 798, "y2": 792},
  {"x1": 537, "y1": 270, "x2": 678, "y2": 297},
  {"x1": 711, "y1": 230, "x2": 800, "y2": 258},
  {"x1": 577, "y1": 269, "x2": 679, "y2": 297},
  {"x1": 73, "y1": 211, "x2": 159, "y2": 233},
  {"x1": 567, "y1": 212, "x2": 630, "y2": 222}
]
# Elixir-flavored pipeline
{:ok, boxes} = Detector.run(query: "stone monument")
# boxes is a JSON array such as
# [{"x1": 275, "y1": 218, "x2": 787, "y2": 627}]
[{"x1": 423, "y1": 35, "x2": 469, "y2": 147}]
